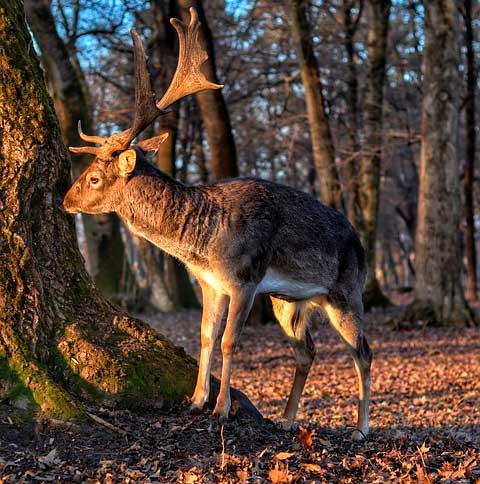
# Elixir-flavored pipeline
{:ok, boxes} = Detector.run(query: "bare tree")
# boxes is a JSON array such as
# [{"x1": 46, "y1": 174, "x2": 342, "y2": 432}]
[
  {"x1": 462, "y1": 0, "x2": 477, "y2": 301},
  {"x1": 177, "y1": 0, "x2": 238, "y2": 179},
  {"x1": 288, "y1": 0, "x2": 342, "y2": 209},
  {"x1": 407, "y1": 0, "x2": 474, "y2": 326},
  {"x1": 342, "y1": 0, "x2": 363, "y2": 226},
  {"x1": 358, "y1": 0, "x2": 391, "y2": 308}
]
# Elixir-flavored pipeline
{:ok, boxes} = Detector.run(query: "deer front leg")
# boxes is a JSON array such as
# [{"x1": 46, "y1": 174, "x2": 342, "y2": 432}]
[
  {"x1": 213, "y1": 287, "x2": 256, "y2": 419},
  {"x1": 190, "y1": 285, "x2": 228, "y2": 411}
]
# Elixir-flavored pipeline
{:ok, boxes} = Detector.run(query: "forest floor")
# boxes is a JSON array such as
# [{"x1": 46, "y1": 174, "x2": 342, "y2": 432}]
[{"x1": 1, "y1": 307, "x2": 479, "y2": 483}]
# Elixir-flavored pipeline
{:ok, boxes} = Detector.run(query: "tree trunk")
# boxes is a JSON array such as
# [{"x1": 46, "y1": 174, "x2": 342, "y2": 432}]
[
  {"x1": 177, "y1": 0, "x2": 238, "y2": 180},
  {"x1": 342, "y1": 0, "x2": 363, "y2": 227},
  {"x1": 0, "y1": 0, "x2": 259, "y2": 419},
  {"x1": 463, "y1": 0, "x2": 477, "y2": 301},
  {"x1": 359, "y1": 0, "x2": 391, "y2": 309},
  {"x1": 152, "y1": 0, "x2": 199, "y2": 309},
  {"x1": 408, "y1": 0, "x2": 474, "y2": 326},
  {"x1": 288, "y1": 0, "x2": 343, "y2": 209},
  {"x1": 24, "y1": 0, "x2": 128, "y2": 299}
]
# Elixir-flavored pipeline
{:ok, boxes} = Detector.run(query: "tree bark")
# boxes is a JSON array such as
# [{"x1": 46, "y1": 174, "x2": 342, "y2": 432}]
[
  {"x1": 24, "y1": 0, "x2": 128, "y2": 299},
  {"x1": 408, "y1": 0, "x2": 474, "y2": 326},
  {"x1": 342, "y1": 0, "x2": 363, "y2": 227},
  {"x1": 463, "y1": 0, "x2": 477, "y2": 301},
  {"x1": 177, "y1": 0, "x2": 238, "y2": 180},
  {"x1": 288, "y1": 0, "x2": 343, "y2": 209},
  {"x1": 359, "y1": 0, "x2": 391, "y2": 308},
  {"x1": 0, "y1": 0, "x2": 259, "y2": 419}
]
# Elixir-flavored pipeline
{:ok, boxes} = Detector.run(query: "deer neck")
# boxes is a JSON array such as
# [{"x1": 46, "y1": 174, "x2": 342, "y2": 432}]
[{"x1": 118, "y1": 172, "x2": 216, "y2": 266}]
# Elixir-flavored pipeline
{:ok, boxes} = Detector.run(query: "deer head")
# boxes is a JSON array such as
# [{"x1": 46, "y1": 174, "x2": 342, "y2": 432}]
[{"x1": 63, "y1": 7, "x2": 221, "y2": 214}]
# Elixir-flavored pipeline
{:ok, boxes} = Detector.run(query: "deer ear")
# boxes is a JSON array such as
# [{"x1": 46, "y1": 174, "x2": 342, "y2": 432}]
[
  {"x1": 117, "y1": 149, "x2": 137, "y2": 176},
  {"x1": 136, "y1": 132, "x2": 169, "y2": 153}
]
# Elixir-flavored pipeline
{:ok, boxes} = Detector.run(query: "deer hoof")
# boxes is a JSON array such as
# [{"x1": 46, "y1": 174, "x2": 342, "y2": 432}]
[
  {"x1": 352, "y1": 429, "x2": 368, "y2": 441},
  {"x1": 212, "y1": 403, "x2": 230, "y2": 421},
  {"x1": 189, "y1": 402, "x2": 205, "y2": 414},
  {"x1": 189, "y1": 396, "x2": 207, "y2": 413}
]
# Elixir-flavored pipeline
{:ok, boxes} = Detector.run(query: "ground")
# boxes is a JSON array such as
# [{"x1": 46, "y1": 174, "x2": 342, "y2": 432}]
[{"x1": 0, "y1": 308, "x2": 479, "y2": 483}]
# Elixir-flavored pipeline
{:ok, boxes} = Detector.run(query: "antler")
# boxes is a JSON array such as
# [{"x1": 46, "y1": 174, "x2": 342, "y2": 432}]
[
  {"x1": 69, "y1": 7, "x2": 222, "y2": 160},
  {"x1": 156, "y1": 8, "x2": 222, "y2": 109}
]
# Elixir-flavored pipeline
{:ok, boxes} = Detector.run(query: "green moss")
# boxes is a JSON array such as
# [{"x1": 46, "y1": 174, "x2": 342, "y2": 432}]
[
  {"x1": 0, "y1": 356, "x2": 37, "y2": 414},
  {"x1": 121, "y1": 347, "x2": 196, "y2": 407},
  {"x1": 0, "y1": 351, "x2": 83, "y2": 420},
  {"x1": 48, "y1": 318, "x2": 196, "y2": 412}
]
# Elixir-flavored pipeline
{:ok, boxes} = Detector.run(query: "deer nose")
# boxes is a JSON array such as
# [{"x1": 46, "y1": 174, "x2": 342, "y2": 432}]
[{"x1": 61, "y1": 193, "x2": 77, "y2": 214}]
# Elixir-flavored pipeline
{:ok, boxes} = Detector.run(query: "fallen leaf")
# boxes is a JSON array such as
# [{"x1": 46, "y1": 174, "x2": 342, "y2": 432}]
[
  {"x1": 275, "y1": 452, "x2": 294, "y2": 461},
  {"x1": 236, "y1": 468, "x2": 248, "y2": 483},
  {"x1": 418, "y1": 442, "x2": 430, "y2": 454},
  {"x1": 318, "y1": 438, "x2": 332, "y2": 448},
  {"x1": 300, "y1": 462, "x2": 325, "y2": 475},
  {"x1": 415, "y1": 463, "x2": 431, "y2": 484},
  {"x1": 298, "y1": 426, "x2": 315, "y2": 451},
  {"x1": 268, "y1": 461, "x2": 290, "y2": 484}
]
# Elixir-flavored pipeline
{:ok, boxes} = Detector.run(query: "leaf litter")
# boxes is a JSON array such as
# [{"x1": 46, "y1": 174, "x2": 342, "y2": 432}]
[{"x1": 0, "y1": 309, "x2": 479, "y2": 483}]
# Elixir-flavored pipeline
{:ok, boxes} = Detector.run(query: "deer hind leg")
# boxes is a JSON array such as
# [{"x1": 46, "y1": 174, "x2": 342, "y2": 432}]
[
  {"x1": 318, "y1": 292, "x2": 372, "y2": 440},
  {"x1": 213, "y1": 287, "x2": 256, "y2": 419},
  {"x1": 190, "y1": 284, "x2": 228, "y2": 411},
  {"x1": 271, "y1": 297, "x2": 315, "y2": 430}
]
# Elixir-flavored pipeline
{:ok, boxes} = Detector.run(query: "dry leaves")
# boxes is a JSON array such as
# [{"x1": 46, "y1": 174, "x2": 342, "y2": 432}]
[
  {"x1": 298, "y1": 426, "x2": 315, "y2": 451},
  {"x1": 268, "y1": 461, "x2": 291, "y2": 483},
  {"x1": 0, "y1": 314, "x2": 479, "y2": 483}
]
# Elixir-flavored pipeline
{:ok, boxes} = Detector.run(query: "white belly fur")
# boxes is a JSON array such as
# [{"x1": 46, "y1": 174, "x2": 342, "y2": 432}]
[
  {"x1": 257, "y1": 269, "x2": 327, "y2": 299},
  {"x1": 196, "y1": 267, "x2": 327, "y2": 299}
]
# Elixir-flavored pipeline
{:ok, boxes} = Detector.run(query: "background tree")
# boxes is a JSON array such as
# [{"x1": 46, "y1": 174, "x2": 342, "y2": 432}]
[
  {"x1": 406, "y1": 0, "x2": 474, "y2": 326},
  {"x1": 341, "y1": 0, "x2": 363, "y2": 226},
  {"x1": 177, "y1": 0, "x2": 238, "y2": 180},
  {"x1": 358, "y1": 0, "x2": 391, "y2": 308},
  {"x1": 288, "y1": 0, "x2": 342, "y2": 209},
  {"x1": 463, "y1": 0, "x2": 477, "y2": 301}
]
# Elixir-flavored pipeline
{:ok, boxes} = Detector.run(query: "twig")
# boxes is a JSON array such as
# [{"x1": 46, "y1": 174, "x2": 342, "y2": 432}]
[
  {"x1": 220, "y1": 423, "x2": 226, "y2": 471},
  {"x1": 86, "y1": 412, "x2": 126, "y2": 435},
  {"x1": 416, "y1": 446, "x2": 432, "y2": 484}
]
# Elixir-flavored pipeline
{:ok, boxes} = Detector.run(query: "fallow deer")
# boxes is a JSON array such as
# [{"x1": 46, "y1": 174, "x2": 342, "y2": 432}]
[{"x1": 63, "y1": 8, "x2": 372, "y2": 440}]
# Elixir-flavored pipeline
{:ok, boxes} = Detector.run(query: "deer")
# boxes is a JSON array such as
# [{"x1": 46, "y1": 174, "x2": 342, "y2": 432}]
[{"x1": 63, "y1": 8, "x2": 372, "y2": 441}]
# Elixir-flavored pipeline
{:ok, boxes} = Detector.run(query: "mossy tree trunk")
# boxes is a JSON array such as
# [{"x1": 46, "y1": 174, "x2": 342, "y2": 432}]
[
  {"x1": 358, "y1": 0, "x2": 391, "y2": 309},
  {"x1": 0, "y1": 0, "x2": 258, "y2": 419},
  {"x1": 405, "y1": 0, "x2": 475, "y2": 327},
  {"x1": 24, "y1": 0, "x2": 128, "y2": 300}
]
